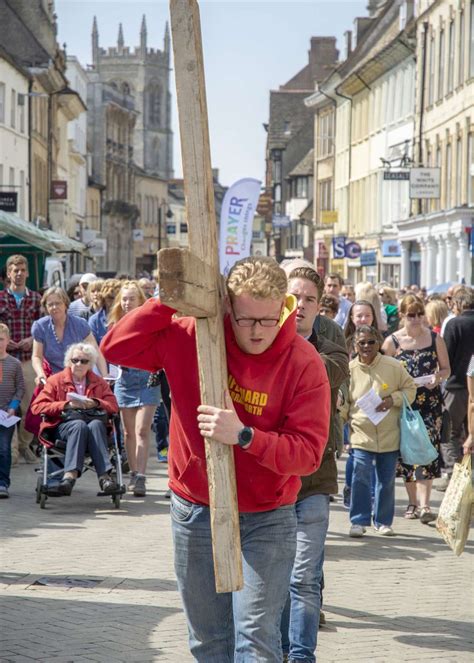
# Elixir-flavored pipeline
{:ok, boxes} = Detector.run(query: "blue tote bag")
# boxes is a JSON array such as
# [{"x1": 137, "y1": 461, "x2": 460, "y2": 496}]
[{"x1": 400, "y1": 394, "x2": 438, "y2": 466}]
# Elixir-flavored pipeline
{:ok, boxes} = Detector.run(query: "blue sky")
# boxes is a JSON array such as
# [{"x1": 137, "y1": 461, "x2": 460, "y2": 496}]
[{"x1": 56, "y1": 0, "x2": 366, "y2": 186}]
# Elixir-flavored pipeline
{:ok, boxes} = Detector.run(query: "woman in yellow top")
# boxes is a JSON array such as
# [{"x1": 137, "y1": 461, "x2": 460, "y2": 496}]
[{"x1": 341, "y1": 325, "x2": 416, "y2": 538}]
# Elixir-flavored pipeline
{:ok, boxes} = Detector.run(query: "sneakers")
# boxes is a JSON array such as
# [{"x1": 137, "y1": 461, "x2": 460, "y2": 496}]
[
  {"x1": 20, "y1": 446, "x2": 38, "y2": 463},
  {"x1": 133, "y1": 474, "x2": 146, "y2": 497},
  {"x1": 374, "y1": 525, "x2": 395, "y2": 536},
  {"x1": 157, "y1": 448, "x2": 168, "y2": 463},
  {"x1": 349, "y1": 524, "x2": 366, "y2": 538},
  {"x1": 342, "y1": 485, "x2": 351, "y2": 509},
  {"x1": 0, "y1": 485, "x2": 9, "y2": 499},
  {"x1": 128, "y1": 471, "x2": 137, "y2": 493}
]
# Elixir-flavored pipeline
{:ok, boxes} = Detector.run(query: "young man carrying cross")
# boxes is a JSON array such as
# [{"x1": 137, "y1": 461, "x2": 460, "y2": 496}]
[{"x1": 101, "y1": 256, "x2": 330, "y2": 662}]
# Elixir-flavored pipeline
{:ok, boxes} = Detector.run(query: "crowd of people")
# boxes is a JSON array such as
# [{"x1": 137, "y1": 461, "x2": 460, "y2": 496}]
[{"x1": 0, "y1": 251, "x2": 473, "y2": 663}]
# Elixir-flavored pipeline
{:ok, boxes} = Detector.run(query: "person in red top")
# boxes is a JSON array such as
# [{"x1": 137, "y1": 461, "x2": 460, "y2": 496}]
[
  {"x1": 0, "y1": 255, "x2": 41, "y2": 464},
  {"x1": 101, "y1": 256, "x2": 330, "y2": 662}
]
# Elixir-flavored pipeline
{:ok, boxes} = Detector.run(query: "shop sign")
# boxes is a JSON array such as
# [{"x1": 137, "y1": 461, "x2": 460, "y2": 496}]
[
  {"x1": 383, "y1": 171, "x2": 410, "y2": 181},
  {"x1": 132, "y1": 229, "x2": 144, "y2": 241},
  {"x1": 409, "y1": 168, "x2": 440, "y2": 199},
  {"x1": 321, "y1": 210, "x2": 338, "y2": 225},
  {"x1": 360, "y1": 251, "x2": 377, "y2": 267},
  {"x1": 50, "y1": 180, "x2": 68, "y2": 200},
  {"x1": 345, "y1": 241, "x2": 362, "y2": 259},
  {"x1": 314, "y1": 240, "x2": 329, "y2": 259},
  {"x1": 381, "y1": 240, "x2": 401, "y2": 257},
  {"x1": 332, "y1": 236, "x2": 346, "y2": 259},
  {"x1": 272, "y1": 214, "x2": 291, "y2": 228},
  {"x1": 0, "y1": 191, "x2": 18, "y2": 212}
]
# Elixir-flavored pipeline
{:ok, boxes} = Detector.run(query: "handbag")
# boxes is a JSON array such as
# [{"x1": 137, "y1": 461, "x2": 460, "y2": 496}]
[
  {"x1": 400, "y1": 393, "x2": 438, "y2": 466},
  {"x1": 436, "y1": 455, "x2": 473, "y2": 556},
  {"x1": 60, "y1": 407, "x2": 108, "y2": 425}
]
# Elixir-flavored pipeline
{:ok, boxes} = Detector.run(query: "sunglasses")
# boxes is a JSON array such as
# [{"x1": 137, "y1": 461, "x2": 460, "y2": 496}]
[
  {"x1": 356, "y1": 340, "x2": 377, "y2": 347},
  {"x1": 71, "y1": 358, "x2": 90, "y2": 365},
  {"x1": 406, "y1": 312, "x2": 423, "y2": 319}
]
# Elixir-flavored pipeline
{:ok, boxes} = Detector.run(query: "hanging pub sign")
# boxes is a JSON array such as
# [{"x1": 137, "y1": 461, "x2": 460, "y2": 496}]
[
  {"x1": 409, "y1": 168, "x2": 440, "y2": 199},
  {"x1": 0, "y1": 191, "x2": 18, "y2": 212},
  {"x1": 50, "y1": 180, "x2": 68, "y2": 200}
]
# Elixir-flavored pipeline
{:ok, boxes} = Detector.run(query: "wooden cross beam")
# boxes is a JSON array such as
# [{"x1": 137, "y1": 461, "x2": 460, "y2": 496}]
[{"x1": 158, "y1": 0, "x2": 243, "y2": 593}]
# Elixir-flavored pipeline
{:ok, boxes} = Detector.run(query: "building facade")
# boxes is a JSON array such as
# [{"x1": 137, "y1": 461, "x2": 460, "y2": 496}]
[{"x1": 396, "y1": 0, "x2": 474, "y2": 287}]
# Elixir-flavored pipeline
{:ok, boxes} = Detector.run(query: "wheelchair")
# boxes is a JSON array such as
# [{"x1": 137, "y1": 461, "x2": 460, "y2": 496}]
[{"x1": 35, "y1": 413, "x2": 127, "y2": 509}]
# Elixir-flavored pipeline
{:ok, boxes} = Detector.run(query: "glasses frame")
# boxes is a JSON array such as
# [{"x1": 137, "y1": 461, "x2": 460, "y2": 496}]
[
  {"x1": 70, "y1": 357, "x2": 90, "y2": 365},
  {"x1": 229, "y1": 299, "x2": 282, "y2": 328}
]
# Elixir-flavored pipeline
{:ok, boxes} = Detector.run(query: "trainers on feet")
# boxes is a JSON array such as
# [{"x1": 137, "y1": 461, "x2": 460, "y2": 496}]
[
  {"x1": 157, "y1": 448, "x2": 168, "y2": 463},
  {"x1": 349, "y1": 524, "x2": 366, "y2": 538},
  {"x1": 128, "y1": 471, "x2": 137, "y2": 492},
  {"x1": 342, "y1": 485, "x2": 351, "y2": 509},
  {"x1": 133, "y1": 475, "x2": 146, "y2": 497},
  {"x1": 0, "y1": 485, "x2": 9, "y2": 498},
  {"x1": 374, "y1": 525, "x2": 395, "y2": 536}
]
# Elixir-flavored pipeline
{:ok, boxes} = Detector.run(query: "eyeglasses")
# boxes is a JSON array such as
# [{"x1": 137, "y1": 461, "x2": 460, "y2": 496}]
[
  {"x1": 230, "y1": 301, "x2": 281, "y2": 328},
  {"x1": 356, "y1": 340, "x2": 377, "y2": 347},
  {"x1": 406, "y1": 312, "x2": 423, "y2": 319},
  {"x1": 71, "y1": 358, "x2": 90, "y2": 365}
]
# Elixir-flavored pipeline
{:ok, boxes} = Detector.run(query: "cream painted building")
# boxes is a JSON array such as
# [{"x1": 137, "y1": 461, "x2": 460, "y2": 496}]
[
  {"x1": 135, "y1": 172, "x2": 168, "y2": 275},
  {"x1": 0, "y1": 49, "x2": 29, "y2": 220},
  {"x1": 395, "y1": 0, "x2": 474, "y2": 287}
]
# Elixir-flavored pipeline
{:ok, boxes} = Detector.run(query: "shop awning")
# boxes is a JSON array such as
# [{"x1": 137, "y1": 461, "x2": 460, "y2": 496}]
[{"x1": 0, "y1": 211, "x2": 90, "y2": 256}]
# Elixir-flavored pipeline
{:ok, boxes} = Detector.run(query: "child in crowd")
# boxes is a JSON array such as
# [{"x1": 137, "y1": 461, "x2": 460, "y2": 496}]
[{"x1": 0, "y1": 323, "x2": 25, "y2": 498}]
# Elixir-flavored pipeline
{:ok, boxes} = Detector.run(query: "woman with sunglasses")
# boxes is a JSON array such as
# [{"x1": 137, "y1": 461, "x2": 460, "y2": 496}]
[
  {"x1": 382, "y1": 294, "x2": 450, "y2": 523},
  {"x1": 341, "y1": 325, "x2": 416, "y2": 537},
  {"x1": 31, "y1": 343, "x2": 119, "y2": 496}
]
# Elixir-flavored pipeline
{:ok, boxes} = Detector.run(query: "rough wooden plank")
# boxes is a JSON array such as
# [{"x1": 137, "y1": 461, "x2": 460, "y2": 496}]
[
  {"x1": 169, "y1": 0, "x2": 243, "y2": 593},
  {"x1": 158, "y1": 248, "x2": 217, "y2": 317}
]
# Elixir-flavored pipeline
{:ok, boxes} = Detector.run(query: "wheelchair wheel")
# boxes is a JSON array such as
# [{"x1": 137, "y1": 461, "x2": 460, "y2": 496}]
[
  {"x1": 35, "y1": 477, "x2": 42, "y2": 504},
  {"x1": 113, "y1": 493, "x2": 121, "y2": 509},
  {"x1": 39, "y1": 492, "x2": 47, "y2": 509}
]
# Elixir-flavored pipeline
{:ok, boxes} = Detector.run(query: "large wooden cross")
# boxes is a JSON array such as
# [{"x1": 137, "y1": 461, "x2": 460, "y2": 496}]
[{"x1": 157, "y1": 0, "x2": 243, "y2": 593}]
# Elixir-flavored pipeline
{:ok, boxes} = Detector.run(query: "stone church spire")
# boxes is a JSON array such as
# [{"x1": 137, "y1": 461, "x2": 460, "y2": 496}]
[
  {"x1": 140, "y1": 14, "x2": 147, "y2": 58},
  {"x1": 117, "y1": 23, "x2": 124, "y2": 52},
  {"x1": 92, "y1": 15, "x2": 99, "y2": 66},
  {"x1": 164, "y1": 21, "x2": 170, "y2": 62}
]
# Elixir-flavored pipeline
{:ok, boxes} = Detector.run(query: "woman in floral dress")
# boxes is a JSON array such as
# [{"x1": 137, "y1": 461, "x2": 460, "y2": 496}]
[{"x1": 382, "y1": 294, "x2": 450, "y2": 524}]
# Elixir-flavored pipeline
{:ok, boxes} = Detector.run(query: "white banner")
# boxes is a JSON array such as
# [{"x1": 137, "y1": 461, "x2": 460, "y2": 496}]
[{"x1": 219, "y1": 178, "x2": 261, "y2": 275}]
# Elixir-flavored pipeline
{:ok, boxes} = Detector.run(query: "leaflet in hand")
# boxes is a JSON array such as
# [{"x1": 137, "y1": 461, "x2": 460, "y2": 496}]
[
  {"x1": 413, "y1": 374, "x2": 435, "y2": 387},
  {"x1": 66, "y1": 392, "x2": 90, "y2": 403},
  {"x1": 356, "y1": 388, "x2": 389, "y2": 426},
  {"x1": 0, "y1": 410, "x2": 21, "y2": 428}
]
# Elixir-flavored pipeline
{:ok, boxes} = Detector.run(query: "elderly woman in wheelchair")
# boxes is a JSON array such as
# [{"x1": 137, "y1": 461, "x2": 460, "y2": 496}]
[{"x1": 31, "y1": 342, "x2": 119, "y2": 497}]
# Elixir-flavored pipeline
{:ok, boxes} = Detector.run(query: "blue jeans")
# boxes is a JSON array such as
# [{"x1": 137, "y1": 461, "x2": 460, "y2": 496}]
[
  {"x1": 345, "y1": 448, "x2": 375, "y2": 498},
  {"x1": 0, "y1": 425, "x2": 15, "y2": 488},
  {"x1": 350, "y1": 449, "x2": 398, "y2": 527},
  {"x1": 281, "y1": 494, "x2": 330, "y2": 663},
  {"x1": 153, "y1": 402, "x2": 169, "y2": 454},
  {"x1": 170, "y1": 491, "x2": 297, "y2": 662}
]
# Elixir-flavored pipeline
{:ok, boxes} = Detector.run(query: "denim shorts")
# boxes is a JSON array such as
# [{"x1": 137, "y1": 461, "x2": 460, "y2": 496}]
[{"x1": 114, "y1": 367, "x2": 160, "y2": 408}]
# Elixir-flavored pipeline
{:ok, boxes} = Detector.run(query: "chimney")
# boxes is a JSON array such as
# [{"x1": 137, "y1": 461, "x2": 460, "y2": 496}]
[{"x1": 344, "y1": 30, "x2": 352, "y2": 60}]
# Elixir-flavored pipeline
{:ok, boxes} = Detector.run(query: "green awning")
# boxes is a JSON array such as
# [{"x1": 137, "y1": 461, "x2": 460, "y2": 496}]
[{"x1": 0, "y1": 211, "x2": 90, "y2": 256}]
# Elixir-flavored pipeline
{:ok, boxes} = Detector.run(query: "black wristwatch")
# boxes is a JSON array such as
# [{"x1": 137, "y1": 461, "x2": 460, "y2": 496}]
[{"x1": 237, "y1": 426, "x2": 254, "y2": 448}]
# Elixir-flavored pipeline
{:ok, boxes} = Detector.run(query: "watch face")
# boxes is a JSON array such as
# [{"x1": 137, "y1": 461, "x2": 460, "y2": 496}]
[{"x1": 239, "y1": 427, "x2": 253, "y2": 444}]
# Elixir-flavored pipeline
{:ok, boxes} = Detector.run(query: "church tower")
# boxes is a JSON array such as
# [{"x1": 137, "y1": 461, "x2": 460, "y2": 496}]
[{"x1": 90, "y1": 15, "x2": 173, "y2": 179}]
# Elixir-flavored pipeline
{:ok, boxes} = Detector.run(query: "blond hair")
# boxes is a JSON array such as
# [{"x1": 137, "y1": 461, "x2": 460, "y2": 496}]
[
  {"x1": 108, "y1": 280, "x2": 146, "y2": 326},
  {"x1": 226, "y1": 257, "x2": 287, "y2": 301},
  {"x1": 0, "y1": 323, "x2": 10, "y2": 337},
  {"x1": 425, "y1": 299, "x2": 448, "y2": 328},
  {"x1": 41, "y1": 286, "x2": 70, "y2": 311}
]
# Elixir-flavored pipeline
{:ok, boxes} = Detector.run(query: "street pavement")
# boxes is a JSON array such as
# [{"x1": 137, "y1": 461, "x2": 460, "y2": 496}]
[{"x1": 1, "y1": 455, "x2": 473, "y2": 662}]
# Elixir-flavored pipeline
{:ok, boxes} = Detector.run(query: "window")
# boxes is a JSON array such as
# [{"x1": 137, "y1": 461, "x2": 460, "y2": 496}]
[
  {"x1": 438, "y1": 29, "x2": 445, "y2": 100},
  {"x1": 447, "y1": 21, "x2": 454, "y2": 93},
  {"x1": 445, "y1": 142, "x2": 452, "y2": 208},
  {"x1": 295, "y1": 177, "x2": 308, "y2": 198},
  {"x1": 19, "y1": 170, "x2": 25, "y2": 217},
  {"x1": 272, "y1": 158, "x2": 281, "y2": 183},
  {"x1": 148, "y1": 83, "x2": 161, "y2": 127},
  {"x1": 428, "y1": 36, "x2": 435, "y2": 106},
  {"x1": 468, "y1": 133, "x2": 474, "y2": 205},
  {"x1": 319, "y1": 179, "x2": 333, "y2": 212},
  {"x1": 456, "y1": 138, "x2": 463, "y2": 205},
  {"x1": 0, "y1": 83, "x2": 5, "y2": 123},
  {"x1": 458, "y1": 10, "x2": 465, "y2": 85},
  {"x1": 10, "y1": 89, "x2": 16, "y2": 128},
  {"x1": 319, "y1": 111, "x2": 334, "y2": 157},
  {"x1": 0, "y1": 165, "x2": 3, "y2": 186},
  {"x1": 471, "y1": 0, "x2": 474, "y2": 77}
]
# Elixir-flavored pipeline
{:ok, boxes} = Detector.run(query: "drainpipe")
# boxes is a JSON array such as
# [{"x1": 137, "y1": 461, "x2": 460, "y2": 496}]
[{"x1": 417, "y1": 22, "x2": 429, "y2": 215}]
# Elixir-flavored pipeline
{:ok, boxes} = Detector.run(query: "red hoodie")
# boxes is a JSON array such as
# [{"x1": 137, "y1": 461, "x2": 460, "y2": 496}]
[{"x1": 101, "y1": 297, "x2": 330, "y2": 512}]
